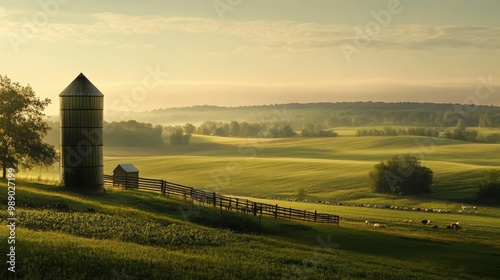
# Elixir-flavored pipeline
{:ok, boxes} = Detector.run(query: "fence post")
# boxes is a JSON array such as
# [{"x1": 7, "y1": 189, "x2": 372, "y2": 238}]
[
  {"x1": 213, "y1": 192, "x2": 216, "y2": 207},
  {"x1": 314, "y1": 210, "x2": 317, "y2": 222},
  {"x1": 219, "y1": 197, "x2": 223, "y2": 228},
  {"x1": 253, "y1": 202, "x2": 257, "y2": 216},
  {"x1": 274, "y1": 204, "x2": 278, "y2": 219},
  {"x1": 236, "y1": 198, "x2": 239, "y2": 212},
  {"x1": 125, "y1": 173, "x2": 128, "y2": 190},
  {"x1": 190, "y1": 187, "x2": 194, "y2": 206},
  {"x1": 161, "y1": 180, "x2": 165, "y2": 195},
  {"x1": 165, "y1": 181, "x2": 169, "y2": 198},
  {"x1": 289, "y1": 207, "x2": 292, "y2": 219}
]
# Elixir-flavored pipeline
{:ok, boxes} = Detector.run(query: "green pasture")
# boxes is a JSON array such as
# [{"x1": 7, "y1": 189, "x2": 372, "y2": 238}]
[
  {"x1": 19, "y1": 135, "x2": 500, "y2": 203},
  {"x1": 1, "y1": 181, "x2": 499, "y2": 279}
]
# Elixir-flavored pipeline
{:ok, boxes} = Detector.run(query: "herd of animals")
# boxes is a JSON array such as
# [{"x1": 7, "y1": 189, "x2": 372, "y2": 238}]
[
  {"x1": 54, "y1": 200, "x2": 472, "y2": 231},
  {"x1": 361, "y1": 205, "x2": 478, "y2": 230},
  {"x1": 364, "y1": 219, "x2": 462, "y2": 230}
]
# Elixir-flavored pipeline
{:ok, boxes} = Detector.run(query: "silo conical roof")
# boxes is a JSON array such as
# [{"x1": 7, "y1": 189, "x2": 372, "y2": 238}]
[{"x1": 59, "y1": 73, "x2": 104, "y2": 97}]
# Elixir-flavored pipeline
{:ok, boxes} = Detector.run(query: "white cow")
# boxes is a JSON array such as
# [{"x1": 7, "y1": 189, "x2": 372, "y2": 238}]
[{"x1": 373, "y1": 223, "x2": 386, "y2": 229}]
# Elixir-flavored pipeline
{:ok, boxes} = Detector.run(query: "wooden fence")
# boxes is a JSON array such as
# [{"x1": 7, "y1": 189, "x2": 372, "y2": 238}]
[{"x1": 104, "y1": 174, "x2": 339, "y2": 225}]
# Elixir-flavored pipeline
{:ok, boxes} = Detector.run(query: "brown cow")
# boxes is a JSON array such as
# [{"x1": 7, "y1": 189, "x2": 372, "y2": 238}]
[
  {"x1": 451, "y1": 222, "x2": 461, "y2": 230},
  {"x1": 420, "y1": 219, "x2": 432, "y2": 225}
]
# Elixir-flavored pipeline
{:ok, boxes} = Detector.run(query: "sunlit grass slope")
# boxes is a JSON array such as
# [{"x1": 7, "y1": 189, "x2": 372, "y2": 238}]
[
  {"x1": 21, "y1": 135, "x2": 499, "y2": 202},
  {"x1": 1, "y1": 181, "x2": 499, "y2": 279},
  {"x1": 104, "y1": 135, "x2": 499, "y2": 200}
]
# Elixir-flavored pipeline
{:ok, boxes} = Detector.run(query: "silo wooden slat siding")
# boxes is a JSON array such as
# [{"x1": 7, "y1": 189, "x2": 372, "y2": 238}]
[{"x1": 59, "y1": 73, "x2": 104, "y2": 191}]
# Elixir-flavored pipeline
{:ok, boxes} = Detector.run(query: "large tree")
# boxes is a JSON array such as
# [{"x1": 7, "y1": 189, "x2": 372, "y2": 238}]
[
  {"x1": 369, "y1": 155, "x2": 433, "y2": 195},
  {"x1": 476, "y1": 169, "x2": 500, "y2": 204},
  {"x1": 0, "y1": 75, "x2": 58, "y2": 179}
]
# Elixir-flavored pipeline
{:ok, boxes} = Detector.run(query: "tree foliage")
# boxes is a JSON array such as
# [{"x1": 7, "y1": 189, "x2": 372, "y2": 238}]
[
  {"x1": 168, "y1": 126, "x2": 191, "y2": 145},
  {"x1": 369, "y1": 155, "x2": 433, "y2": 195},
  {"x1": 296, "y1": 187, "x2": 306, "y2": 201},
  {"x1": 0, "y1": 75, "x2": 58, "y2": 178},
  {"x1": 356, "y1": 127, "x2": 439, "y2": 137},
  {"x1": 195, "y1": 120, "x2": 296, "y2": 138},
  {"x1": 476, "y1": 169, "x2": 500, "y2": 204},
  {"x1": 301, "y1": 123, "x2": 337, "y2": 137},
  {"x1": 104, "y1": 120, "x2": 163, "y2": 146}
]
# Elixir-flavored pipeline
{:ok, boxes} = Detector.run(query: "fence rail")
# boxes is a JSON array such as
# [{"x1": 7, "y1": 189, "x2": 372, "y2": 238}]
[{"x1": 104, "y1": 174, "x2": 339, "y2": 225}]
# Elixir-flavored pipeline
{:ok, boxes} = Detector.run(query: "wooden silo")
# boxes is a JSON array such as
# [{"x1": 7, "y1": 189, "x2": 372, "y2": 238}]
[{"x1": 59, "y1": 73, "x2": 104, "y2": 191}]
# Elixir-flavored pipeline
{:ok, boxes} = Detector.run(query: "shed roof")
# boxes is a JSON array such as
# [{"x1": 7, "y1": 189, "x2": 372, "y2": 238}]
[
  {"x1": 114, "y1": 164, "x2": 139, "y2": 173},
  {"x1": 59, "y1": 73, "x2": 104, "y2": 97}
]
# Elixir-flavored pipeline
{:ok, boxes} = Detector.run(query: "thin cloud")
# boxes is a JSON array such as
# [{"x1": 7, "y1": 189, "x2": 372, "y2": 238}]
[{"x1": 2, "y1": 11, "x2": 499, "y2": 51}]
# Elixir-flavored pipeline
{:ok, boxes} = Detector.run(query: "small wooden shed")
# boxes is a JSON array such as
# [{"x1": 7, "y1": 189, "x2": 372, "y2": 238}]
[{"x1": 113, "y1": 164, "x2": 139, "y2": 188}]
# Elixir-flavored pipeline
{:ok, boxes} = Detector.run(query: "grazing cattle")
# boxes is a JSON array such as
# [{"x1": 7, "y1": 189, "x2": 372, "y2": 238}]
[
  {"x1": 446, "y1": 225, "x2": 452, "y2": 230},
  {"x1": 55, "y1": 203, "x2": 70, "y2": 212},
  {"x1": 364, "y1": 220, "x2": 371, "y2": 227},
  {"x1": 373, "y1": 223, "x2": 386, "y2": 229},
  {"x1": 420, "y1": 219, "x2": 432, "y2": 225},
  {"x1": 461, "y1": 206, "x2": 472, "y2": 210},
  {"x1": 87, "y1": 208, "x2": 96, "y2": 213},
  {"x1": 451, "y1": 222, "x2": 461, "y2": 230},
  {"x1": 408, "y1": 219, "x2": 413, "y2": 223},
  {"x1": 458, "y1": 210, "x2": 463, "y2": 214},
  {"x1": 431, "y1": 225, "x2": 438, "y2": 229}
]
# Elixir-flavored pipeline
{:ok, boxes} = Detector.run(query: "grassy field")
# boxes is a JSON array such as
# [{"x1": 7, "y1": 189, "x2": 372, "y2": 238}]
[
  {"x1": 1, "y1": 180, "x2": 499, "y2": 279},
  {"x1": 21, "y1": 134, "x2": 500, "y2": 202},
  {"x1": 7, "y1": 134, "x2": 500, "y2": 278}
]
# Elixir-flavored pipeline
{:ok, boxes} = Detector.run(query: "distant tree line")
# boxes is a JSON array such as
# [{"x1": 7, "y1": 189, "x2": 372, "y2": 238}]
[
  {"x1": 104, "y1": 120, "x2": 164, "y2": 146},
  {"x1": 195, "y1": 121, "x2": 296, "y2": 138},
  {"x1": 124, "y1": 102, "x2": 500, "y2": 129},
  {"x1": 356, "y1": 127, "x2": 440, "y2": 137},
  {"x1": 355, "y1": 124, "x2": 500, "y2": 144},
  {"x1": 163, "y1": 124, "x2": 193, "y2": 145},
  {"x1": 301, "y1": 123, "x2": 337, "y2": 137}
]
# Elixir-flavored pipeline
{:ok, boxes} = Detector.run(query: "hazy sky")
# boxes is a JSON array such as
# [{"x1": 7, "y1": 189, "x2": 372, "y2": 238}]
[{"x1": 1, "y1": 0, "x2": 499, "y2": 115}]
